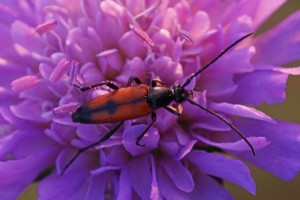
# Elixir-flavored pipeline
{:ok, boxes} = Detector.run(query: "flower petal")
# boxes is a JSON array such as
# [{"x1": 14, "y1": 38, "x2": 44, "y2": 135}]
[
  {"x1": 118, "y1": 30, "x2": 147, "y2": 59},
  {"x1": 193, "y1": 134, "x2": 270, "y2": 153},
  {"x1": 127, "y1": 154, "x2": 151, "y2": 199},
  {"x1": 10, "y1": 100, "x2": 48, "y2": 122},
  {"x1": 206, "y1": 46, "x2": 255, "y2": 74},
  {"x1": 234, "y1": 118, "x2": 300, "y2": 181},
  {"x1": 0, "y1": 148, "x2": 56, "y2": 199},
  {"x1": 97, "y1": 49, "x2": 124, "y2": 78},
  {"x1": 117, "y1": 165, "x2": 132, "y2": 200},
  {"x1": 188, "y1": 172, "x2": 234, "y2": 200},
  {"x1": 181, "y1": 91, "x2": 207, "y2": 121},
  {"x1": 160, "y1": 156, "x2": 194, "y2": 192},
  {"x1": 100, "y1": 145, "x2": 130, "y2": 166},
  {"x1": 151, "y1": 56, "x2": 183, "y2": 86},
  {"x1": 210, "y1": 102, "x2": 275, "y2": 123},
  {"x1": 0, "y1": 131, "x2": 16, "y2": 159},
  {"x1": 161, "y1": 8, "x2": 178, "y2": 34},
  {"x1": 98, "y1": 1, "x2": 126, "y2": 48},
  {"x1": 190, "y1": 112, "x2": 232, "y2": 132},
  {"x1": 154, "y1": 109, "x2": 179, "y2": 133},
  {"x1": 66, "y1": 27, "x2": 97, "y2": 63},
  {"x1": 238, "y1": 0, "x2": 286, "y2": 28},
  {"x1": 185, "y1": 11, "x2": 210, "y2": 43},
  {"x1": 230, "y1": 70, "x2": 288, "y2": 105},
  {"x1": 254, "y1": 11, "x2": 300, "y2": 65},
  {"x1": 149, "y1": 155, "x2": 161, "y2": 199},
  {"x1": 225, "y1": 15, "x2": 253, "y2": 43},
  {"x1": 199, "y1": 47, "x2": 255, "y2": 100},
  {"x1": 80, "y1": 0, "x2": 100, "y2": 19},
  {"x1": 38, "y1": 168, "x2": 89, "y2": 200},
  {"x1": 122, "y1": 124, "x2": 159, "y2": 156},
  {"x1": 1, "y1": 128, "x2": 58, "y2": 160},
  {"x1": 272, "y1": 66, "x2": 300, "y2": 75},
  {"x1": 176, "y1": 140, "x2": 197, "y2": 160},
  {"x1": 0, "y1": 107, "x2": 34, "y2": 128},
  {"x1": 187, "y1": 150, "x2": 256, "y2": 194},
  {"x1": 11, "y1": 20, "x2": 45, "y2": 53},
  {"x1": 156, "y1": 164, "x2": 189, "y2": 199},
  {"x1": 79, "y1": 62, "x2": 103, "y2": 85},
  {"x1": 85, "y1": 174, "x2": 107, "y2": 200},
  {"x1": 0, "y1": 87, "x2": 19, "y2": 107}
]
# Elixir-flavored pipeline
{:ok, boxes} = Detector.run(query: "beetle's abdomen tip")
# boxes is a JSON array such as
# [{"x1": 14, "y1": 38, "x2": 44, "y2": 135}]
[{"x1": 71, "y1": 111, "x2": 80, "y2": 123}]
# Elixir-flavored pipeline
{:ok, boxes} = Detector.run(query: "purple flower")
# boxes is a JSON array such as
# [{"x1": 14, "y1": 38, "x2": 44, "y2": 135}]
[{"x1": 1, "y1": 0, "x2": 300, "y2": 199}]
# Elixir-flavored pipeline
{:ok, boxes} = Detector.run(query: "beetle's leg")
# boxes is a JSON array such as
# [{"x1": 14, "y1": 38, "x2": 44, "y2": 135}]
[
  {"x1": 74, "y1": 81, "x2": 119, "y2": 92},
  {"x1": 151, "y1": 79, "x2": 165, "y2": 87},
  {"x1": 136, "y1": 112, "x2": 157, "y2": 146},
  {"x1": 61, "y1": 121, "x2": 124, "y2": 175},
  {"x1": 164, "y1": 105, "x2": 182, "y2": 116},
  {"x1": 126, "y1": 76, "x2": 142, "y2": 86}
]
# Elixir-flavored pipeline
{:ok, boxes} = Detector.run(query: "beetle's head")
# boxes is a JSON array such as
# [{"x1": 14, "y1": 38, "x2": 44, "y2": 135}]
[{"x1": 172, "y1": 84, "x2": 193, "y2": 103}]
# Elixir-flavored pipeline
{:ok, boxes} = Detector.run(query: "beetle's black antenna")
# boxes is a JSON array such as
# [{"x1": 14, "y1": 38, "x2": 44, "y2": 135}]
[
  {"x1": 185, "y1": 98, "x2": 256, "y2": 156},
  {"x1": 182, "y1": 32, "x2": 253, "y2": 88}
]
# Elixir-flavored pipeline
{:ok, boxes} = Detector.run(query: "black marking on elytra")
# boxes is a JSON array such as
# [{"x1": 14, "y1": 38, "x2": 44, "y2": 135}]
[
  {"x1": 104, "y1": 100, "x2": 118, "y2": 114},
  {"x1": 94, "y1": 98, "x2": 146, "y2": 115}
]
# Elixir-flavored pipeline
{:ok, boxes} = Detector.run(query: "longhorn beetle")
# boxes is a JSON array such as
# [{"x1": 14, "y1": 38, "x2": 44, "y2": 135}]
[{"x1": 61, "y1": 33, "x2": 255, "y2": 175}]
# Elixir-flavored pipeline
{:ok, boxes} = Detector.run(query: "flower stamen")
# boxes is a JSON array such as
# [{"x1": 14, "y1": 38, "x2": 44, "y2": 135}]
[
  {"x1": 35, "y1": 19, "x2": 57, "y2": 34},
  {"x1": 179, "y1": 30, "x2": 194, "y2": 44},
  {"x1": 53, "y1": 102, "x2": 79, "y2": 117},
  {"x1": 11, "y1": 75, "x2": 40, "y2": 91},
  {"x1": 49, "y1": 58, "x2": 71, "y2": 83},
  {"x1": 68, "y1": 60, "x2": 79, "y2": 85},
  {"x1": 132, "y1": 26, "x2": 155, "y2": 48}
]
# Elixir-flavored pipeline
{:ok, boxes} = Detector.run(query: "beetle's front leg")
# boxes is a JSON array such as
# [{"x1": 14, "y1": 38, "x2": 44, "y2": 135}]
[
  {"x1": 136, "y1": 112, "x2": 157, "y2": 146},
  {"x1": 164, "y1": 105, "x2": 182, "y2": 116}
]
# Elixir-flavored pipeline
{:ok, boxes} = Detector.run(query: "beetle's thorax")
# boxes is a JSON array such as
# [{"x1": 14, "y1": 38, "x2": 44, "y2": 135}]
[
  {"x1": 147, "y1": 86, "x2": 174, "y2": 109},
  {"x1": 147, "y1": 84, "x2": 193, "y2": 109}
]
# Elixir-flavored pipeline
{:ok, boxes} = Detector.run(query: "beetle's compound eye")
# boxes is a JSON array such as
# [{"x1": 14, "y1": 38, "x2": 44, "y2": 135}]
[
  {"x1": 183, "y1": 90, "x2": 193, "y2": 99},
  {"x1": 189, "y1": 90, "x2": 193, "y2": 98},
  {"x1": 181, "y1": 89, "x2": 193, "y2": 99}
]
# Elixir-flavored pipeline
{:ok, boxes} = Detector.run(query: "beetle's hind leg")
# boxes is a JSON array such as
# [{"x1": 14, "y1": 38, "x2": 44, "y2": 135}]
[
  {"x1": 74, "y1": 81, "x2": 119, "y2": 92},
  {"x1": 61, "y1": 121, "x2": 124, "y2": 175},
  {"x1": 136, "y1": 112, "x2": 157, "y2": 146}
]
